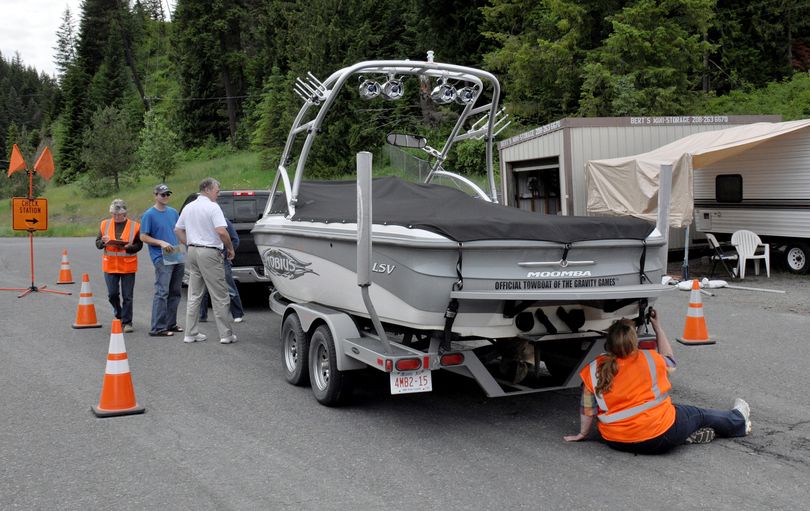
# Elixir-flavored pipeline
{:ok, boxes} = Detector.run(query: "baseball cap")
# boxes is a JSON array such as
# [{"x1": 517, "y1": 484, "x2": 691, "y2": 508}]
[{"x1": 154, "y1": 184, "x2": 172, "y2": 195}]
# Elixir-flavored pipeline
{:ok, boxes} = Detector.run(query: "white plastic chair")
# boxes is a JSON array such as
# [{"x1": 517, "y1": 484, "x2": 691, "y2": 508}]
[
  {"x1": 705, "y1": 233, "x2": 738, "y2": 278},
  {"x1": 731, "y1": 230, "x2": 770, "y2": 279}
]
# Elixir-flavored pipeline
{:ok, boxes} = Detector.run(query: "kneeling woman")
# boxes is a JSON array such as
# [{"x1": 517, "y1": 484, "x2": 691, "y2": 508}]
[{"x1": 564, "y1": 310, "x2": 750, "y2": 454}]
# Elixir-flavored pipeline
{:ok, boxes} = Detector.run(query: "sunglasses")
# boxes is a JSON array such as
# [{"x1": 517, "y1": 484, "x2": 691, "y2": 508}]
[{"x1": 157, "y1": 192, "x2": 172, "y2": 197}]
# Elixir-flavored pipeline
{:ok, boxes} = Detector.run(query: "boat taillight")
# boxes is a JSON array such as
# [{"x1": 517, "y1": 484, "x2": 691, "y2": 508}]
[
  {"x1": 440, "y1": 353, "x2": 464, "y2": 366},
  {"x1": 395, "y1": 358, "x2": 422, "y2": 371},
  {"x1": 638, "y1": 337, "x2": 658, "y2": 350}
]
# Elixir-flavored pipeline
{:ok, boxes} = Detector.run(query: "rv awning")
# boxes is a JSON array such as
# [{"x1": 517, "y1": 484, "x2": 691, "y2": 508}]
[{"x1": 585, "y1": 119, "x2": 810, "y2": 228}]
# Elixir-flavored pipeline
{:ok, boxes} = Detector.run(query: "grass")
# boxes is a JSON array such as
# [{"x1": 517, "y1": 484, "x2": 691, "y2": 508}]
[{"x1": 0, "y1": 151, "x2": 273, "y2": 237}]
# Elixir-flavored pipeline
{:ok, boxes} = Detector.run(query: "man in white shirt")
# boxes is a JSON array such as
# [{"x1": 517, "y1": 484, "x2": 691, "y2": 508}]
[{"x1": 175, "y1": 177, "x2": 237, "y2": 344}]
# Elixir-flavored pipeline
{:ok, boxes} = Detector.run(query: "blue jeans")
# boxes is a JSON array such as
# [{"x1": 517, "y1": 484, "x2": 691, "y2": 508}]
[
  {"x1": 150, "y1": 261, "x2": 184, "y2": 333},
  {"x1": 104, "y1": 272, "x2": 136, "y2": 325},
  {"x1": 200, "y1": 259, "x2": 244, "y2": 320},
  {"x1": 605, "y1": 403, "x2": 747, "y2": 455}
]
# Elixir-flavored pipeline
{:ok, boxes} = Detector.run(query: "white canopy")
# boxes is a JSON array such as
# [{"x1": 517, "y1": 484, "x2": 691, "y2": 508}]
[{"x1": 585, "y1": 119, "x2": 810, "y2": 228}]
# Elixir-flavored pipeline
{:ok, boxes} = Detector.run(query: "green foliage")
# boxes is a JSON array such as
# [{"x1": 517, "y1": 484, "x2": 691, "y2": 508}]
[
  {"x1": 1, "y1": 123, "x2": 46, "y2": 199},
  {"x1": 58, "y1": 0, "x2": 146, "y2": 184},
  {"x1": 482, "y1": 0, "x2": 605, "y2": 124},
  {"x1": 578, "y1": 0, "x2": 716, "y2": 116},
  {"x1": 54, "y1": 7, "x2": 77, "y2": 81},
  {"x1": 445, "y1": 139, "x2": 488, "y2": 176},
  {"x1": 708, "y1": 0, "x2": 810, "y2": 92},
  {"x1": 0, "y1": 150, "x2": 268, "y2": 237},
  {"x1": 0, "y1": 52, "x2": 60, "y2": 173},
  {"x1": 80, "y1": 106, "x2": 138, "y2": 197},
  {"x1": 175, "y1": 139, "x2": 236, "y2": 162},
  {"x1": 137, "y1": 110, "x2": 180, "y2": 182},
  {"x1": 251, "y1": 67, "x2": 294, "y2": 168},
  {"x1": 4, "y1": 0, "x2": 810, "y2": 199},
  {"x1": 702, "y1": 72, "x2": 810, "y2": 120},
  {"x1": 172, "y1": 0, "x2": 248, "y2": 146}
]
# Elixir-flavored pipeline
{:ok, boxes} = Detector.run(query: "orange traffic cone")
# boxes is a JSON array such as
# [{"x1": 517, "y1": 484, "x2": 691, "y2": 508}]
[
  {"x1": 92, "y1": 319, "x2": 145, "y2": 417},
  {"x1": 676, "y1": 279, "x2": 715, "y2": 345},
  {"x1": 56, "y1": 249, "x2": 74, "y2": 284},
  {"x1": 72, "y1": 273, "x2": 102, "y2": 329}
]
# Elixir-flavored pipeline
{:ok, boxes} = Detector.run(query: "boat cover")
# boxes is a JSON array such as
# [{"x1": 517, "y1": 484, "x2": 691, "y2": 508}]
[{"x1": 292, "y1": 177, "x2": 654, "y2": 243}]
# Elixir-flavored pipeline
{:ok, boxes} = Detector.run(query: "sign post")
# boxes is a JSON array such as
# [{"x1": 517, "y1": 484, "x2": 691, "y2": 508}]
[{"x1": 1, "y1": 145, "x2": 71, "y2": 298}]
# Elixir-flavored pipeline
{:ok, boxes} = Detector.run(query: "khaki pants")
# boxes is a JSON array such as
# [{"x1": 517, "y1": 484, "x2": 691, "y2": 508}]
[{"x1": 186, "y1": 246, "x2": 232, "y2": 340}]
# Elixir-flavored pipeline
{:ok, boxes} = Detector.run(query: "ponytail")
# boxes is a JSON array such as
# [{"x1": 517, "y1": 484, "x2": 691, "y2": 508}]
[
  {"x1": 595, "y1": 318, "x2": 638, "y2": 396},
  {"x1": 595, "y1": 354, "x2": 619, "y2": 395}
]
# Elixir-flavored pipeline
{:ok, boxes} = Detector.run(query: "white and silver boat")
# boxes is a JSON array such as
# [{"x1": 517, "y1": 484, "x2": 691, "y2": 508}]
[{"x1": 253, "y1": 54, "x2": 672, "y2": 394}]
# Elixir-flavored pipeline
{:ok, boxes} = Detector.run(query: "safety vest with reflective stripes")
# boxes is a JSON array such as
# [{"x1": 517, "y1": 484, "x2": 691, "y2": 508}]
[
  {"x1": 579, "y1": 350, "x2": 676, "y2": 443},
  {"x1": 101, "y1": 218, "x2": 139, "y2": 274}
]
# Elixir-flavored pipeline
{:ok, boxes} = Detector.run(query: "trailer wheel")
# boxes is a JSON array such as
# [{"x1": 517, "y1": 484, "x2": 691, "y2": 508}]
[
  {"x1": 783, "y1": 242, "x2": 810, "y2": 274},
  {"x1": 308, "y1": 325, "x2": 354, "y2": 406},
  {"x1": 281, "y1": 313, "x2": 310, "y2": 386}
]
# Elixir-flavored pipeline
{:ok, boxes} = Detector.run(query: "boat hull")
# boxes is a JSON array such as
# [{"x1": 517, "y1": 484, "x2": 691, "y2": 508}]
[{"x1": 254, "y1": 219, "x2": 667, "y2": 338}]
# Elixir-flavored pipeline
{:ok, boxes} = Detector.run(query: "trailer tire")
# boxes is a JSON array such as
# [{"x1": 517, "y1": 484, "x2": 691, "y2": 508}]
[
  {"x1": 282, "y1": 313, "x2": 310, "y2": 386},
  {"x1": 783, "y1": 242, "x2": 810, "y2": 274},
  {"x1": 308, "y1": 325, "x2": 354, "y2": 406}
]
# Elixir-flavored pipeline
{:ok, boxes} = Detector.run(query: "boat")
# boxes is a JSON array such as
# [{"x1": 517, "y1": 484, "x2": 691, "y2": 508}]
[{"x1": 253, "y1": 53, "x2": 671, "y2": 396}]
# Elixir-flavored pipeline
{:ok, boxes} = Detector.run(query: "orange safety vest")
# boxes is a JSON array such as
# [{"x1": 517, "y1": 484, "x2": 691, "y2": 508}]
[
  {"x1": 101, "y1": 218, "x2": 139, "y2": 274},
  {"x1": 579, "y1": 350, "x2": 675, "y2": 443}
]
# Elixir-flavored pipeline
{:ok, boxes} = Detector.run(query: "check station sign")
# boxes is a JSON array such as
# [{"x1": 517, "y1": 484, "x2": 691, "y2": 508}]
[{"x1": 12, "y1": 197, "x2": 48, "y2": 231}]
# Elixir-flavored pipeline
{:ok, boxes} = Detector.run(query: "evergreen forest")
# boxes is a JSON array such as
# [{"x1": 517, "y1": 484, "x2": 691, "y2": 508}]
[{"x1": 1, "y1": 0, "x2": 809, "y2": 200}]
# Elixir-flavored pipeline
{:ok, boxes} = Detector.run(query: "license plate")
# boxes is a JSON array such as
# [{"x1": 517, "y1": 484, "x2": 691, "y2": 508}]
[{"x1": 390, "y1": 369, "x2": 433, "y2": 395}]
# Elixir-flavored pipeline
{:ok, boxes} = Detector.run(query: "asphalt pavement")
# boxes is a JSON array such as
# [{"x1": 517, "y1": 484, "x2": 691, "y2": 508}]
[{"x1": 1, "y1": 237, "x2": 809, "y2": 510}]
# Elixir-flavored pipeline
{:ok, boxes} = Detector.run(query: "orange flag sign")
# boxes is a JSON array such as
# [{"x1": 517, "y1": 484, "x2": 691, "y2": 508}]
[
  {"x1": 7, "y1": 144, "x2": 27, "y2": 177},
  {"x1": 34, "y1": 147, "x2": 55, "y2": 181}
]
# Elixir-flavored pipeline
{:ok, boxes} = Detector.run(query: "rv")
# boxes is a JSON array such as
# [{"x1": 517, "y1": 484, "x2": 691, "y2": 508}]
[{"x1": 694, "y1": 123, "x2": 810, "y2": 274}]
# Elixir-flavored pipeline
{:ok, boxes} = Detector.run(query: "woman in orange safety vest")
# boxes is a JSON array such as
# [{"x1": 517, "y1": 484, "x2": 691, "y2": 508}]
[
  {"x1": 95, "y1": 199, "x2": 143, "y2": 333},
  {"x1": 564, "y1": 309, "x2": 751, "y2": 454}
]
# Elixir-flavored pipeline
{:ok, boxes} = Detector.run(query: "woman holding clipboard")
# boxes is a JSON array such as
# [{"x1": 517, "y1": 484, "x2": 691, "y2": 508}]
[{"x1": 95, "y1": 199, "x2": 143, "y2": 333}]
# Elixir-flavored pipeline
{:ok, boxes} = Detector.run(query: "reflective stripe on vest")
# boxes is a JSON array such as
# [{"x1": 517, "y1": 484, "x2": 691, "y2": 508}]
[{"x1": 589, "y1": 350, "x2": 670, "y2": 424}]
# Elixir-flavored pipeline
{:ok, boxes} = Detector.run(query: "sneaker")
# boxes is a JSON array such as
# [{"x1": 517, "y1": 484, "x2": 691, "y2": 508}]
[
  {"x1": 233, "y1": 316, "x2": 244, "y2": 323},
  {"x1": 184, "y1": 333, "x2": 207, "y2": 343},
  {"x1": 122, "y1": 324, "x2": 134, "y2": 333},
  {"x1": 733, "y1": 398, "x2": 752, "y2": 434},
  {"x1": 685, "y1": 427, "x2": 716, "y2": 445},
  {"x1": 220, "y1": 334, "x2": 238, "y2": 344}
]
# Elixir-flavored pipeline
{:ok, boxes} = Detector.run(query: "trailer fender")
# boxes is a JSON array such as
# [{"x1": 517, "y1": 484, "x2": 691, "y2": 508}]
[{"x1": 287, "y1": 303, "x2": 366, "y2": 371}]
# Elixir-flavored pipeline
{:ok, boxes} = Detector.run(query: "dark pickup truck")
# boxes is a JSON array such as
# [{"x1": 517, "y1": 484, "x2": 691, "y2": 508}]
[{"x1": 181, "y1": 190, "x2": 272, "y2": 289}]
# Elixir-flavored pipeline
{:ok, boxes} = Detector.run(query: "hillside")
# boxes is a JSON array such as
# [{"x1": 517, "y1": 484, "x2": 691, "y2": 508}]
[{"x1": 0, "y1": 151, "x2": 271, "y2": 237}]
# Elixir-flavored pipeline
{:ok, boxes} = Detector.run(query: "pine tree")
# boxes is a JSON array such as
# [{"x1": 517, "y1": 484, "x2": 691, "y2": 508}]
[
  {"x1": 578, "y1": 0, "x2": 715, "y2": 116},
  {"x1": 173, "y1": 0, "x2": 248, "y2": 146},
  {"x1": 137, "y1": 109, "x2": 180, "y2": 182},
  {"x1": 53, "y1": 7, "x2": 77, "y2": 81},
  {"x1": 81, "y1": 105, "x2": 137, "y2": 196}
]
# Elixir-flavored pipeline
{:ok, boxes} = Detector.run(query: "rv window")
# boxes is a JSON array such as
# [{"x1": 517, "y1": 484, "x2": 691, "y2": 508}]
[{"x1": 716, "y1": 174, "x2": 742, "y2": 203}]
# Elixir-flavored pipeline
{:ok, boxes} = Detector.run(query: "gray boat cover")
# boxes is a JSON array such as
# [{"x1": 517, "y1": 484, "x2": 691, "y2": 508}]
[{"x1": 293, "y1": 177, "x2": 654, "y2": 243}]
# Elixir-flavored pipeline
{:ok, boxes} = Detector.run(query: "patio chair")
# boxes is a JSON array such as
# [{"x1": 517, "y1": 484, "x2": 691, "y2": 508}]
[
  {"x1": 705, "y1": 233, "x2": 738, "y2": 279},
  {"x1": 731, "y1": 230, "x2": 770, "y2": 279}
]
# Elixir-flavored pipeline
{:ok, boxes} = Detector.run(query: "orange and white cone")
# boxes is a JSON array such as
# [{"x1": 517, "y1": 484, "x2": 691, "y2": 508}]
[
  {"x1": 92, "y1": 319, "x2": 145, "y2": 417},
  {"x1": 72, "y1": 273, "x2": 102, "y2": 329},
  {"x1": 56, "y1": 249, "x2": 74, "y2": 284},
  {"x1": 676, "y1": 279, "x2": 715, "y2": 345}
]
